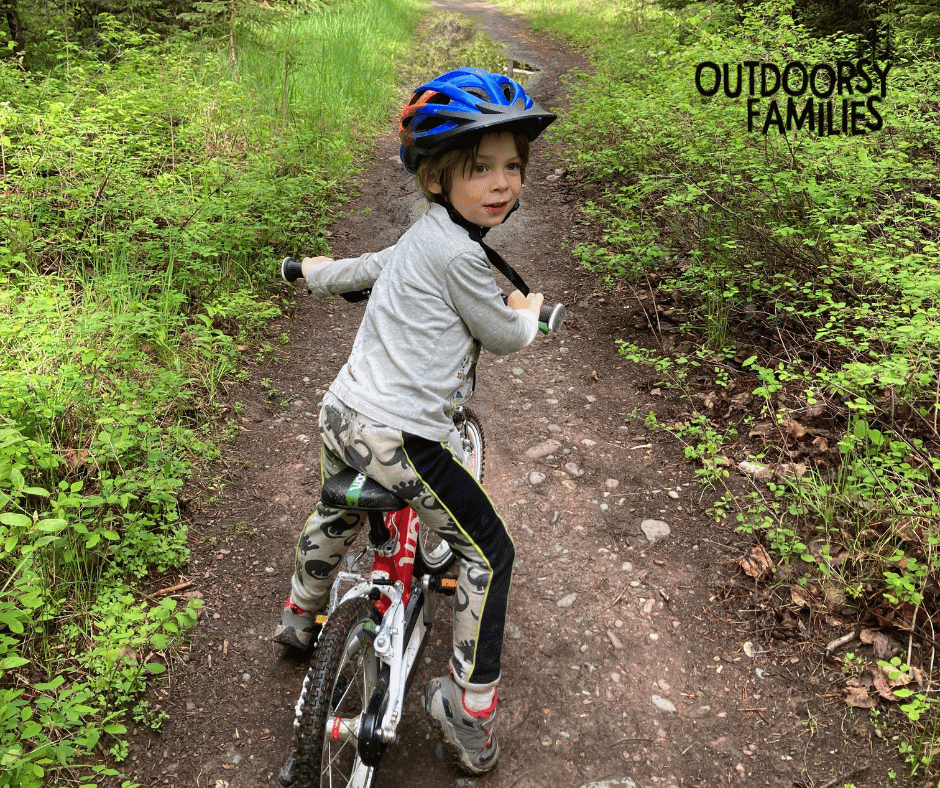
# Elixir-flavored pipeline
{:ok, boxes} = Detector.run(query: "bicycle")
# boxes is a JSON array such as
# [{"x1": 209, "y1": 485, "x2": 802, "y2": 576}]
[{"x1": 278, "y1": 255, "x2": 563, "y2": 788}]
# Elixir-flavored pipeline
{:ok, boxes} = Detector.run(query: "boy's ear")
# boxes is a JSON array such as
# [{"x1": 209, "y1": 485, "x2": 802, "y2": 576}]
[{"x1": 425, "y1": 177, "x2": 443, "y2": 196}]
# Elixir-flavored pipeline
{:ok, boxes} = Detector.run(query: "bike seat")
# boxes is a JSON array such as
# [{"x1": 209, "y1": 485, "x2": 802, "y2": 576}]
[{"x1": 321, "y1": 468, "x2": 406, "y2": 512}]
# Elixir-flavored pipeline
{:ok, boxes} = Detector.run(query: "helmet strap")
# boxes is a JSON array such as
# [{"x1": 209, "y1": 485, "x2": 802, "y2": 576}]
[{"x1": 443, "y1": 201, "x2": 531, "y2": 296}]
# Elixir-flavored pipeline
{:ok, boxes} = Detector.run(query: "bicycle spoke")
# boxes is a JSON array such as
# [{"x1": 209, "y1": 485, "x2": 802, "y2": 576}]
[
  {"x1": 322, "y1": 738, "x2": 355, "y2": 787},
  {"x1": 293, "y1": 571, "x2": 382, "y2": 786}
]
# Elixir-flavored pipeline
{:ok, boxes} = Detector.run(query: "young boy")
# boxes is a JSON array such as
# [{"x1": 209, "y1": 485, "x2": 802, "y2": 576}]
[{"x1": 274, "y1": 67, "x2": 555, "y2": 774}]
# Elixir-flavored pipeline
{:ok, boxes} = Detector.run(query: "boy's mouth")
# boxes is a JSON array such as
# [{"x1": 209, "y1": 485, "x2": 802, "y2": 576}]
[{"x1": 484, "y1": 201, "x2": 508, "y2": 214}]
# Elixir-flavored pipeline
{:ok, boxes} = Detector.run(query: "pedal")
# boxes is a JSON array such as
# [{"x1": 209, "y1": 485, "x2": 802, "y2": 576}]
[{"x1": 434, "y1": 577, "x2": 458, "y2": 595}]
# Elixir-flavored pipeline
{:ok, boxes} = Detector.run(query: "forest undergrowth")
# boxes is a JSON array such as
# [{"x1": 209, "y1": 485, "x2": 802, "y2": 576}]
[
  {"x1": 493, "y1": 0, "x2": 940, "y2": 781},
  {"x1": 0, "y1": 1, "x2": 445, "y2": 785}
]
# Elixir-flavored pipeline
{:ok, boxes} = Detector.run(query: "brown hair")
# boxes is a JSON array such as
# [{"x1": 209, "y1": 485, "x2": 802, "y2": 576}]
[{"x1": 416, "y1": 130, "x2": 531, "y2": 204}]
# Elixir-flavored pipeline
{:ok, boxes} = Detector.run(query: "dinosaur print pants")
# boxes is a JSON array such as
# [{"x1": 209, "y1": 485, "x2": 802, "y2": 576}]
[{"x1": 288, "y1": 392, "x2": 514, "y2": 690}]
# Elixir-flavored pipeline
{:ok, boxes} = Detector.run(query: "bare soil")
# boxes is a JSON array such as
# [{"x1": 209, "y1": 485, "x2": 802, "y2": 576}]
[{"x1": 123, "y1": 3, "x2": 907, "y2": 787}]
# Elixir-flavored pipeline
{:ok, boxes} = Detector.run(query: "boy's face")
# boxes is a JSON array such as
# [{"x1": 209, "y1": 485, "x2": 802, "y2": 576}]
[{"x1": 428, "y1": 132, "x2": 523, "y2": 228}]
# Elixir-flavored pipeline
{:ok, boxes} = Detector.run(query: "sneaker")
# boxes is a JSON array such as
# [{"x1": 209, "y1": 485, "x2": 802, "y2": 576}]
[
  {"x1": 425, "y1": 676, "x2": 499, "y2": 774},
  {"x1": 272, "y1": 596, "x2": 320, "y2": 650}
]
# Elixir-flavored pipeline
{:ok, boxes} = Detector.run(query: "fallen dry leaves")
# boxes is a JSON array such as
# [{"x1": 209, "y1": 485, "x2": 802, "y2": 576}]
[{"x1": 737, "y1": 544, "x2": 774, "y2": 581}]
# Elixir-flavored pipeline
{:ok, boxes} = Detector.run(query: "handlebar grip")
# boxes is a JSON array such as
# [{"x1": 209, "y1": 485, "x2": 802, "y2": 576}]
[
  {"x1": 539, "y1": 302, "x2": 566, "y2": 334},
  {"x1": 282, "y1": 256, "x2": 303, "y2": 283},
  {"x1": 500, "y1": 294, "x2": 565, "y2": 333}
]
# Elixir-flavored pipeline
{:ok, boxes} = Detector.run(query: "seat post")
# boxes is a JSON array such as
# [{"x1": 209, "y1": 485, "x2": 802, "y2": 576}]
[{"x1": 367, "y1": 510, "x2": 392, "y2": 548}]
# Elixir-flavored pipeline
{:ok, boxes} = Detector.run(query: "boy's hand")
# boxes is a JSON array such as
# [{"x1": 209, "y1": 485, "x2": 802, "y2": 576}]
[
  {"x1": 301, "y1": 256, "x2": 333, "y2": 277},
  {"x1": 507, "y1": 289, "x2": 544, "y2": 316}
]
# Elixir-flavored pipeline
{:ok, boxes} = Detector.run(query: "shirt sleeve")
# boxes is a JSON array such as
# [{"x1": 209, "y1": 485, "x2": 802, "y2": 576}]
[
  {"x1": 305, "y1": 243, "x2": 398, "y2": 300},
  {"x1": 444, "y1": 251, "x2": 538, "y2": 356},
  {"x1": 515, "y1": 309, "x2": 539, "y2": 345}
]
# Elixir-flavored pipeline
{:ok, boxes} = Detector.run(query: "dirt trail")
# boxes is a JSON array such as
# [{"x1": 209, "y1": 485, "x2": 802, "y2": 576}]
[{"x1": 124, "y1": 3, "x2": 902, "y2": 787}]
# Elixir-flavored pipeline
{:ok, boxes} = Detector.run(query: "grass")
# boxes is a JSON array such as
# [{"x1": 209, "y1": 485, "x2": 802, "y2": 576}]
[{"x1": 0, "y1": 2, "x2": 426, "y2": 786}]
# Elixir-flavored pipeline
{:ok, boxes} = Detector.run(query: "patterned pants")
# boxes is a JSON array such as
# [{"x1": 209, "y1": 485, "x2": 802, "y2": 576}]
[{"x1": 289, "y1": 392, "x2": 514, "y2": 690}]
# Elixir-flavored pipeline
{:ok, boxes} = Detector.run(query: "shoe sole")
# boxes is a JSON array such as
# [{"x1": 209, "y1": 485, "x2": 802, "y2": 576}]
[{"x1": 272, "y1": 626, "x2": 312, "y2": 651}]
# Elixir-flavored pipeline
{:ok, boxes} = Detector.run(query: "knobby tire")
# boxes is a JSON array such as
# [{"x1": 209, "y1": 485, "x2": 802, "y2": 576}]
[{"x1": 292, "y1": 597, "x2": 382, "y2": 788}]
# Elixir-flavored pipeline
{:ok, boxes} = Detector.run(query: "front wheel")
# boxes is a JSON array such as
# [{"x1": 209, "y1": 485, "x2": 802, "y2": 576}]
[
  {"x1": 414, "y1": 406, "x2": 485, "y2": 576},
  {"x1": 292, "y1": 597, "x2": 382, "y2": 788}
]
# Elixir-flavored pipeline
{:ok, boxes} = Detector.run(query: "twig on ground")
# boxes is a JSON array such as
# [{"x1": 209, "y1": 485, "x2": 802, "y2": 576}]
[
  {"x1": 824, "y1": 631, "x2": 856, "y2": 654},
  {"x1": 611, "y1": 737, "x2": 654, "y2": 746},
  {"x1": 606, "y1": 586, "x2": 629, "y2": 610},
  {"x1": 155, "y1": 581, "x2": 194, "y2": 596}
]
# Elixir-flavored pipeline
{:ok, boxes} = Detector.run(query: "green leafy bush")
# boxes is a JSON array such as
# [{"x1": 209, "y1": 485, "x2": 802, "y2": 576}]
[
  {"x1": 0, "y1": 1, "x2": 423, "y2": 784},
  {"x1": 500, "y1": 0, "x2": 940, "y2": 771},
  {"x1": 543, "y1": 0, "x2": 940, "y2": 530}
]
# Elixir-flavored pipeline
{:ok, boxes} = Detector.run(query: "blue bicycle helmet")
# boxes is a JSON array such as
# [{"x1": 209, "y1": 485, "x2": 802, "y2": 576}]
[{"x1": 399, "y1": 67, "x2": 556, "y2": 173}]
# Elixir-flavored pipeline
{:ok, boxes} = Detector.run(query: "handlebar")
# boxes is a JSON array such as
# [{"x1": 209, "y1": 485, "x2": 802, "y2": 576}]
[
  {"x1": 500, "y1": 293, "x2": 565, "y2": 334},
  {"x1": 282, "y1": 256, "x2": 304, "y2": 283},
  {"x1": 539, "y1": 302, "x2": 566, "y2": 334},
  {"x1": 282, "y1": 256, "x2": 370, "y2": 303},
  {"x1": 282, "y1": 256, "x2": 565, "y2": 332}
]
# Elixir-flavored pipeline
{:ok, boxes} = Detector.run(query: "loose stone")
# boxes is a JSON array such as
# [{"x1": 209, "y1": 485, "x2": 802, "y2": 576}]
[
  {"x1": 526, "y1": 439, "x2": 562, "y2": 460},
  {"x1": 651, "y1": 695, "x2": 677, "y2": 713},
  {"x1": 640, "y1": 519, "x2": 671, "y2": 543},
  {"x1": 564, "y1": 462, "x2": 583, "y2": 477}
]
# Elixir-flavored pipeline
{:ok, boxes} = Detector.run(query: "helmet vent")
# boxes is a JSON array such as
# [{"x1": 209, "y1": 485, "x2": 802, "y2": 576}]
[
  {"x1": 501, "y1": 82, "x2": 516, "y2": 102},
  {"x1": 463, "y1": 86, "x2": 489, "y2": 102},
  {"x1": 415, "y1": 116, "x2": 448, "y2": 133}
]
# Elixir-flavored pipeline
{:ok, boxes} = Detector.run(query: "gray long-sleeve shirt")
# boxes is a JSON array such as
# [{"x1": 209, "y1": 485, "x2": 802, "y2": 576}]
[{"x1": 306, "y1": 202, "x2": 537, "y2": 442}]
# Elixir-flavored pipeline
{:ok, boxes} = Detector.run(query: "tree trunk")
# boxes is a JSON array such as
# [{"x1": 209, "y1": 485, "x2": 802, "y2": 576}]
[{"x1": 1, "y1": 0, "x2": 25, "y2": 58}]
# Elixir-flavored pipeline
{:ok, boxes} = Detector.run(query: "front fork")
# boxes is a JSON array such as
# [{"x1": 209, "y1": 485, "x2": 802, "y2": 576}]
[
  {"x1": 368, "y1": 571, "x2": 439, "y2": 747},
  {"x1": 323, "y1": 506, "x2": 441, "y2": 755}
]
